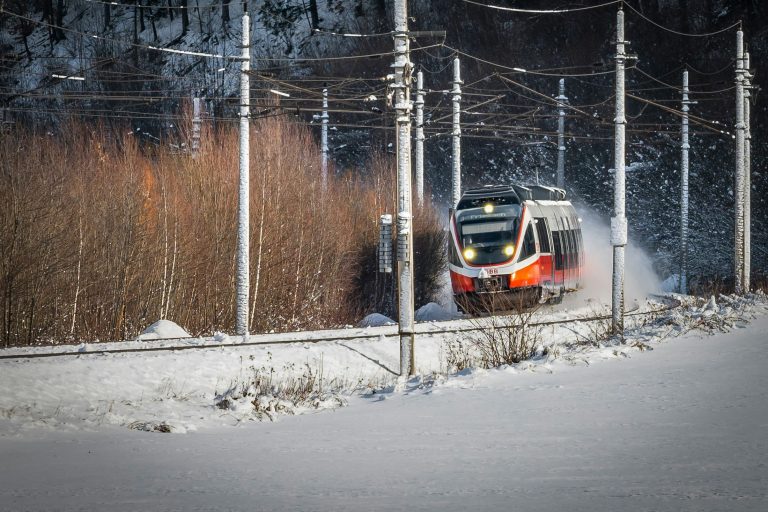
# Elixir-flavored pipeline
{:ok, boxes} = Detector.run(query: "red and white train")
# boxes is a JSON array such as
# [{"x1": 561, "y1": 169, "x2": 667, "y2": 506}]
[{"x1": 448, "y1": 184, "x2": 584, "y2": 310}]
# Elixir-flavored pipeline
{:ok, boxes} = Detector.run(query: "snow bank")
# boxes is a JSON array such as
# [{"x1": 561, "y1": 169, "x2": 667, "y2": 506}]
[
  {"x1": 660, "y1": 274, "x2": 681, "y2": 293},
  {"x1": 137, "y1": 320, "x2": 191, "y2": 341},
  {"x1": 415, "y1": 302, "x2": 460, "y2": 322},
  {"x1": 358, "y1": 313, "x2": 396, "y2": 327}
]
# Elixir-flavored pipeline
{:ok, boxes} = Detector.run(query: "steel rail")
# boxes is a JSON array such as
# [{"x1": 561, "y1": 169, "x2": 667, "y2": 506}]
[{"x1": 0, "y1": 296, "x2": 680, "y2": 361}]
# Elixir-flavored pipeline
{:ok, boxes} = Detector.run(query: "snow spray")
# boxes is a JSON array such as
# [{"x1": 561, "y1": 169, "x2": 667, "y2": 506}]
[{"x1": 576, "y1": 206, "x2": 661, "y2": 306}]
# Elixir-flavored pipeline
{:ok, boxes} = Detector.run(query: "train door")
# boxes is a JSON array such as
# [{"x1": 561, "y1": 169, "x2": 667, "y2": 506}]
[
  {"x1": 563, "y1": 216, "x2": 574, "y2": 290},
  {"x1": 550, "y1": 212, "x2": 565, "y2": 290},
  {"x1": 534, "y1": 217, "x2": 554, "y2": 294},
  {"x1": 572, "y1": 215, "x2": 584, "y2": 286}
]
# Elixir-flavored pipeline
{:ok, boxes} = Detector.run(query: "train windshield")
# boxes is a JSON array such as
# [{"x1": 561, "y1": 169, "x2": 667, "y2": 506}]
[{"x1": 456, "y1": 204, "x2": 521, "y2": 265}]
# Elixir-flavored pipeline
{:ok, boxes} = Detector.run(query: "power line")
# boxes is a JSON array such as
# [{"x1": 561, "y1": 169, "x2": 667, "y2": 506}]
[
  {"x1": 624, "y1": 1, "x2": 742, "y2": 37},
  {"x1": 460, "y1": 0, "x2": 621, "y2": 14}
]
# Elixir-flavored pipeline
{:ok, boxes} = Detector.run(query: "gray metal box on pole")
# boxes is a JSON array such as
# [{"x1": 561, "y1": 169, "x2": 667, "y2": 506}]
[{"x1": 378, "y1": 214, "x2": 393, "y2": 274}]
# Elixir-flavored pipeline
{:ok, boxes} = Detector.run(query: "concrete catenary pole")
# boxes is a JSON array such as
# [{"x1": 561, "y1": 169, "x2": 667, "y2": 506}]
[
  {"x1": 393, "y1": 0, "x2": 415, "y2": 376},
  {"x1": 192, "y1": 96, "x2": 201, "y2": 158},
  {"x1": 680, "y1": 70, "x2": 691, "y2": 295},
  {"x1": 451, "y1": 57, "x2": 462, "y2": 208},
  {"x1": 556, "y1": 79, "x2": 568, "y2": 189},
  {"x1": 235, "y1": 13, "x2": 250, "y2": 337},
  {"x1": 743, "y1": 51, "x2": 752, "y2": 292},
  {"x1": 734, "y1": 30, "x2": 746, "y2": 294},
  {"x1": 611, "y1": 8, "x2": 628, "y2": 336},
  {"x1": 414, "y1": 71, "x2": 425, "y2": 207},
  {"x1": 321, "y1": 87, "x2": 329, "y2": 192}
]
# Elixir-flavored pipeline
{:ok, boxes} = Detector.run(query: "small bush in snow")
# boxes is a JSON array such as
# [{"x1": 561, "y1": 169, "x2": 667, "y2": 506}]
[
  {"x1": 470, "y1": 310, "x2": 541, "y2": 368},
  {"x1": 447, "y1": 297, "x2": 542, "y2": 371},
  {"x1": 214, "y1": 361, "x2": 346, "y2": 421}
]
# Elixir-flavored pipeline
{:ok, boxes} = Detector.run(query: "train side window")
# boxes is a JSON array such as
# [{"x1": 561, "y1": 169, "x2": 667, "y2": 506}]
[
  {"x1": 574, "y1": 228, "x2": 582, "y2": 267},
  {"x1": 448, "y1": 235, "x2": 461, "y2": 266},
  {"x1": 519, "y1": 223, "x2": 536, "y2": 260},
  {"x1": 553, "y1": 231, "x2": 563, "y2": 270},
  {"x1": 535, "y1": 218, "x2": 551, "y2": 253},
  {"x1": 561, "y1": 218, "x2": 571, "y2": 269}
]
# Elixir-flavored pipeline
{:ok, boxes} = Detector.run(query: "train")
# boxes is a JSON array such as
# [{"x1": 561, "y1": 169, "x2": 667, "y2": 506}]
[{"x1": 448, "y1": 184, "x2": 585, "y2": 311}]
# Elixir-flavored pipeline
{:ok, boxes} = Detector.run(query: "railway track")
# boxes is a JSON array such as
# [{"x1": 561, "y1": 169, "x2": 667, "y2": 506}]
[{"x1": 0, "y1": 295, "x2": 681, "y2": 361}]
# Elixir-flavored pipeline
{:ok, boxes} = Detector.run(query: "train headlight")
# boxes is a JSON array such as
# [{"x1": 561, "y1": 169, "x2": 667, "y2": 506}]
[
  {"x1": 483, "y1": 203, "x2": 494, "y2": 214},
  {"x1": 504, "y1": 244, "x2": 515, "y2": 256},
  {"x1": 463, "y1": 247, "x2": 476, "y2": 261}
]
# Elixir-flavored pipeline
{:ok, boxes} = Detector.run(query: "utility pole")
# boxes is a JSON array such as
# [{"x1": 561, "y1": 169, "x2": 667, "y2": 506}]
[
  {"x1": 414, "y1": 71, "x2": 425, "y2": 207},
  {"x1": 393, "y1": 0, "x2": 415, "y2": 376},
  {"x1": 321, "y1": 87, "x2": 329, "y2": 192},
  {"x1": 734, "y1": 29, "x2": 746, "y2": 294},
  {"x1": 192, "y1": 96, "x2": 202, "y2": 158},
  {"x1": 556, "y1": 78, "x2": 567, "y2": 189},
  {"x1": 743, "y1": 51, "x2": 752, "y2": 292},
  {"x1": 611, "y1": 8, "x2": 628, "y2": 336},
  {"x1": 451, "y1": 57, "x2": 462, "y2": 207},
  {"x1": 680, "y1": 69, "x2": 691, "y2": 294},
  {"x1": 235, "y1": 13, "x2": 250, "y2": 338}
]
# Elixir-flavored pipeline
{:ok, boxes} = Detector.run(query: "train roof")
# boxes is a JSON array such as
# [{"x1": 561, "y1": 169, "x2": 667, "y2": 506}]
[{"x1": 457, "y1": 184, "x2": 566, "y2": 210}]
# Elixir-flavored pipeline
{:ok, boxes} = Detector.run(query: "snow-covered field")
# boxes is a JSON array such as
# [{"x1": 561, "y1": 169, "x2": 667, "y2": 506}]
[{"x1": 1, "y1": 293, "x2": 767, "y2": 510}]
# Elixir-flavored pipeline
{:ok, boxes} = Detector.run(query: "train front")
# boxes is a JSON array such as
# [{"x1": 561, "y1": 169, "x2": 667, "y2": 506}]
[{"x1": 448, "y1": 187, "x2": 524, "y2": 309}]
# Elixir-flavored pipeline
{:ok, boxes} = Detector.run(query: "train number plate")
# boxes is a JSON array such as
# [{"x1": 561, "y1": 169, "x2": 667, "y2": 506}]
[{"x1": 476, "y1": 276, "x2": 505, "y2": 293}]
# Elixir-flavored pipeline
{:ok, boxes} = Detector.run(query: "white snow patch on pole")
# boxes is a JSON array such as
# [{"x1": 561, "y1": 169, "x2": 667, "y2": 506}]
[
  {"x1": 321, "y1": 88, "x2": 329, "y2": 192},
  {"x1": 415, "y1": 71, "x2": 425, "y2": 207},
  {"x1": 556, "y1": 79, "x2": 567, "y2": 190},
  {"x1": 192, "y1": 96, "x2": 201, "y2": 158},
  {"x1": 236, "y1": 14, "x2": 250, "y2": 338},
  {"x1": 743, "y1": 51, "x2": 752, "y2": 292},
  {"x1": 680, "y1": 70, "x2": 690, "y2": 295},
  {"x1": 734, "y1": 30, "x2": 746, "y2": 294},
  {"x1": 394, "y1": 0, "x2": 415, "y2": 376},
  {"x1": 451, "y1": 57, "x2": 462, "y2": 208},
  {"x1": 611, "y1": 8, "x2": 627, "y2": 336}
]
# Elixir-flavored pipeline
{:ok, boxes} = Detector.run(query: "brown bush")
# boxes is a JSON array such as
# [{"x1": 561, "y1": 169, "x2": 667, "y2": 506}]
[{"x1": 0, "y1": 117, "x2": 446, "y2": 346}]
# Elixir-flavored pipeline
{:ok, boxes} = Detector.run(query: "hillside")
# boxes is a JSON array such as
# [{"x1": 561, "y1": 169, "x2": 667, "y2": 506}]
[{"x1": 1, "y1": 0, "x2": 766, "y2": 288}]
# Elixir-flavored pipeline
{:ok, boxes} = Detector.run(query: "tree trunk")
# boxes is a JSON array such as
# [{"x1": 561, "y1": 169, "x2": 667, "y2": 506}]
[
  {"x1": 104, "y1": 4, "x2": 111, "y2": 31},
  {"x1": 42, "y1": 0, "x2": 54, "y2": 44},
  {"x1": 181, "y1": 0, "x2": 189, "y2": 36},
  {"x1": 309, "y1": 0, "x2": 320, "y2": 30},
  {"x1": 55, "y1": 0, "x2": 66, "y2": 41},
  {"x1": 222, "y1": 0, "x2": 230, "y2": 26},
  {"x1": 151, "y1": 9, "x2": 159, "y2": 41},
  {"x1": 139, "y1": 0, "x2": 146, "y2": 33}
]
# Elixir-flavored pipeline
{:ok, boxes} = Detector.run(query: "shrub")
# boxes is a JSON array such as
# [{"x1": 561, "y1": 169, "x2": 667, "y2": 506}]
[{"x1": 0, "y1": 118, "x2": 447, "y2": 346}]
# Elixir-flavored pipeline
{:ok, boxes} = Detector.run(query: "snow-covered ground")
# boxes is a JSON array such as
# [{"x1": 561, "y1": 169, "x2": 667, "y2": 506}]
[{"x1": 0, "y1": 293, "x2": 767, "y2": 510}]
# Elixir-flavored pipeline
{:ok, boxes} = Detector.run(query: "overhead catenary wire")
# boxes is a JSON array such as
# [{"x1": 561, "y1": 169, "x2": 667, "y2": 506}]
[
  {"x1": 623, "y1": 1, "x2": 742, "y2": 37},
  {"x1": 460, "y1": 0, "x2": 621, "y2": 14},
  {"x1": 626, "y1": 93, "x2": 732, "y2": 136},
  {"x1": 0, "y1": 7, "x2": 442, "y2": 64}
]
